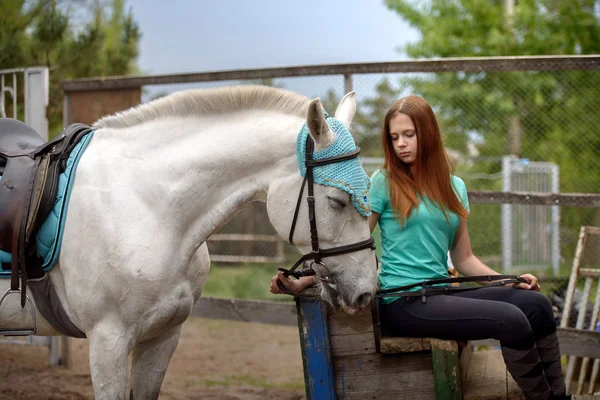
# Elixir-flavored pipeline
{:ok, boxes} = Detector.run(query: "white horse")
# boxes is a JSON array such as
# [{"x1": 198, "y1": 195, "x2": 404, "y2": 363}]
[{"x1": 0, "y1": 85, "x2": 378, "y2": 399}]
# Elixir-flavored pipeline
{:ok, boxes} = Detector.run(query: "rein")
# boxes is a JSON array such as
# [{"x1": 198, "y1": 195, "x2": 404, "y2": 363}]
[{"x1": 376, "y1": 275, "x2": 528, "y2": 303}]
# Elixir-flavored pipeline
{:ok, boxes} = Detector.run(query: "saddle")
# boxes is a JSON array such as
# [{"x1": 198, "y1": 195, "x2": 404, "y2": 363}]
[{"x1": 0, "y1": 118, "x2": 93, "y2": 307}]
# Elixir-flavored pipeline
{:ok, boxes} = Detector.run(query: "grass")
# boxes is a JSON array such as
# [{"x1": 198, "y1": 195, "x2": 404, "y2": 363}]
[{"x1": 202, "y1": 263, "x2": 294, "y2": 301}]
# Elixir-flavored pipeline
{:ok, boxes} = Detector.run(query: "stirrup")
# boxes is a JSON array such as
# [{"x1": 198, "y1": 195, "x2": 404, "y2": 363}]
[{"x1": 0, "y1": 288, "x2": 37, "y2": 336}]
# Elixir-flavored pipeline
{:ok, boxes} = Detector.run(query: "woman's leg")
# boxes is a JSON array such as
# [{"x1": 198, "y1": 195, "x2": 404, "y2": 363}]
[
  {"x1": 379, "y1": 290, "x2": 553, "y2": 400},
  {"x1": 451, "y1": 288, "x2": 566, "y2": 397}
]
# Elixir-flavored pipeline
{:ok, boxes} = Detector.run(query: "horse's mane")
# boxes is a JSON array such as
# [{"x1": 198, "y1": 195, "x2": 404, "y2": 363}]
[{"x1": 93, "y1": 85, "x2": 310, "y2": 129}]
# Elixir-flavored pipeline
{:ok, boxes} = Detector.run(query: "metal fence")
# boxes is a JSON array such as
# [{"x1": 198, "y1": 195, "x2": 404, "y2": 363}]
[
  {"x1": 62, "y1": 56, "x2": 600, "y2": 276},
  {"x1": 0, "y1": 66, "x2": 66, "y2": 365}
]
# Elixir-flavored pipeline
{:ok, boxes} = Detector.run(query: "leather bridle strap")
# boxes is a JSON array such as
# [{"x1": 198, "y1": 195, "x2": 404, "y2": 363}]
[
  {"x1": 288, "y1": 174, "x2": 308, "y2": 246},
  {"x1": 278, "y1": 237, "x2": 376, "y2": 279},
  {"x1": 304, "y1": 148, "x2": 361, "y2": 167}
]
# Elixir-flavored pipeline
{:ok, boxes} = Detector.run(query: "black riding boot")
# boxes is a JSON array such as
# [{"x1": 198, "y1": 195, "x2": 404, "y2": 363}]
[{"x1": 501, "y1": 337, "x2": 552, "y2": 400}]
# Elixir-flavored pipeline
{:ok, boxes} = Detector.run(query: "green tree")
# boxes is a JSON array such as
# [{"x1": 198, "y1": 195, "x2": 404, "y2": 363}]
[
  {"x1": 386, "y1": 0, "x2": 600, "y2": 265},
  {"x1": 353, "y1": 78, "x2": 400, "y2": 157},
  {"x1": 1, "y1": 0, "x2": 140, "y2": 135},
  {"x1": 319, "y1": 81, "x2": 399, "y2": 157}
]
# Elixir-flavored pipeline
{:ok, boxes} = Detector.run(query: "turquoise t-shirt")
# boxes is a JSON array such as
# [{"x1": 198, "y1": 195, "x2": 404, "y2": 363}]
[{"x1": 370, "y1": 170, "x2": 469, "y2": 304}]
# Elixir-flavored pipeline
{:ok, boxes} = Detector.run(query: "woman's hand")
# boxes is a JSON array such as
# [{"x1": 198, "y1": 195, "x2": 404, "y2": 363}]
[
  {"x1": 269, "y1": 271, "x2": 315, "y2": 294},
  {"x1": 514, "y1": 274, "x2": 541, "y2": 291}
]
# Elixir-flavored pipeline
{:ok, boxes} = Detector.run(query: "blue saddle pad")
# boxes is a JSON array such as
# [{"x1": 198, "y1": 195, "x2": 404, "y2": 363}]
[{"x1": 0, "y1": 132, "x2": 95, "y2": 277}]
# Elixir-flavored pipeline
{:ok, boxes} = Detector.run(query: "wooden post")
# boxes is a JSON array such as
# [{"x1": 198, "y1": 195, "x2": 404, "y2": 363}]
[
  {"x1": 60, "y1": 336, "x2": 72, "y2": 368},
  {"x1": 343, "y1": 73, "x2": 353, "y2": 95},
  {"x1": 430, "y1": 339, "x2": 462, "y2": 400},
  {"x1": 296, "y1": 297, "x2": 336, "y2": 400}
]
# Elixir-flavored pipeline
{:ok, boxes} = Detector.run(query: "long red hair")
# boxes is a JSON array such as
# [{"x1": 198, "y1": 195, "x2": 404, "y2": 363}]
[{"x1": 381, "y1": 95, "x2": 468, "y2": 221}]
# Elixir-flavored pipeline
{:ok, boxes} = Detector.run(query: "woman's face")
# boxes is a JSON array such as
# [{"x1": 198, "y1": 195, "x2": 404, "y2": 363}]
[{"x1": 388, "y1": 113, "x2": 417, "y2": 165}]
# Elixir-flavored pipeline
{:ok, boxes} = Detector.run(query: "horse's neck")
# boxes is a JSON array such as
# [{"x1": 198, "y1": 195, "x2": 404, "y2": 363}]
[{"x1": 94, "y1": 112, "x2": 301, "y2": 245}]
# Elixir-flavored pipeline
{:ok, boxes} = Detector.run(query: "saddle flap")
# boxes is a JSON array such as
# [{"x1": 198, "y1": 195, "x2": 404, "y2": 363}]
[
  {"x1": 0, "y1": 156, "x2": 38, "y2": 252},
  {"x1": 26, "y1": 155, "x2": 51, "y2": 240},
  {"x1": 0, "y1": 118, "x2": 45, "y2": 156}
]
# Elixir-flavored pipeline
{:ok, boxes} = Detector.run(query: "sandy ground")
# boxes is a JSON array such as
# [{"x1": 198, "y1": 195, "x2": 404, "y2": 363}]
[{"x1": 0, "y1": 318, "x2": 306, "y2": 400}]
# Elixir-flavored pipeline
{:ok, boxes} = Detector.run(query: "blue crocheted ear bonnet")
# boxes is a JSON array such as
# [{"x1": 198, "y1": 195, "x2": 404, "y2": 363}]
[{"x1": 296, "y1": 115, "x2": 371, "y2": 216}]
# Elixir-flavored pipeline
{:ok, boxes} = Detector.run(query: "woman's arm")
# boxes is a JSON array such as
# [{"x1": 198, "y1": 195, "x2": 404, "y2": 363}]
[
  {"x1": 450, "y1": 220, "x2": 540, "y2": 290},
  {"x1": 269, "y1": 271, "x2": 317, "y2": 294},
  {"x1": 450, "y1": 220, "x2": 499, "y2": 278},
  {"x1": 369, "y1": 211, "x2": 380, "y2": 233}
]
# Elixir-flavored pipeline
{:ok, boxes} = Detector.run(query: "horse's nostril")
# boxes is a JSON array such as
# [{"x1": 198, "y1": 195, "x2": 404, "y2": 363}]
[{"x1": 354, "y1": 292, "x2": 372, "y2": 308}]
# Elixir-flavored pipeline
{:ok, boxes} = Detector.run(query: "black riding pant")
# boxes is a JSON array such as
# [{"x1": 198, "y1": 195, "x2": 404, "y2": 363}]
[
  {"x1": 379, "y1": 286, "x2": 555, "y2": 348},
  {"x1": 379, "y1": 287, "x2": 564, "y2": 400}
]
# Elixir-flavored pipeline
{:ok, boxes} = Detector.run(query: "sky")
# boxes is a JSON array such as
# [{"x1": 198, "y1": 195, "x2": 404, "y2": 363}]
[{"x1": 123, "y1": 0, "x2": 419, "y2": 101}]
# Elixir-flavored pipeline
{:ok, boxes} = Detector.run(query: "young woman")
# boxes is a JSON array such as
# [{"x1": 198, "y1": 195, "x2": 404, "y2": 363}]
[{"x1": 271, "y1": 95, "x2": 568, "y2": 400}]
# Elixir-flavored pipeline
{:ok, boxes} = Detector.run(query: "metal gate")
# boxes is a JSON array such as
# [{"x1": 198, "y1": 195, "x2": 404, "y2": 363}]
[
  {"x1": 0, "y1": 66, "x2": 63, "y2": 366},
  {"x1": 502, "y1": 156, "x2": 560, "y2": 275}
]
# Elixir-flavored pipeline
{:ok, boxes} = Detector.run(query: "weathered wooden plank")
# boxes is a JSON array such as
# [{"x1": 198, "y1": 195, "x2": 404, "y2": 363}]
[
  {"x1": 330, "y1": 332, "x2": 376, "y2": 357},
  {"x1": 561, "y1": 226, "x2": 588, "y2": 329},
  {"x1": 430, "y1": 339, "x2": 462, "y2": 400},
  {"x1": 469, "y1": 191, "x2": 600, "y2": 208},
  {"x1": 380, "y1": 337, "x2": 431, "y2": 354},
  {"x1": 558, "y1": 328, "x2": 600, "y2": 359},
  {"x1": 579, "y1": 268, "x2": 600, "y2": 278},
  {"x1": 462, "y1": 350, "x2": 525, "y2": 400},
  {"x1": 328, "y1": 307, "x2": 374, "y2": 336},
  {"x1": 328, "y1": 305, "x2": 376, "y2": 357},
  {"x1": 334, "y1": 352, "x2": 436, "y2": 400},
  {"x1": 189, "y1": 297, "x2": 296, "y2": 326},
  {"x1": 460, "y1": 342, "x2": 473, "y2": 384},
  {"x1": 296, "y1": 299, "x2": 336, "y2": 400}
]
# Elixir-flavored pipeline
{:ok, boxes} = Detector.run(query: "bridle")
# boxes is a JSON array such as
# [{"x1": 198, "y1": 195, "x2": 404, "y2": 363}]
[{"x1": 277, "y1": 128, "x2": 376, "y2": 287}]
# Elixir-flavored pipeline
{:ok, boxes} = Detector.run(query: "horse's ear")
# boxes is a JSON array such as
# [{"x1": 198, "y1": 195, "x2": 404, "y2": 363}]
[
  {"x1": 334, "y1": 91, "x2": 356, "y2": 129},
  {"x1": 307, "y1": 98, "x2": 335, "y2": 149}
]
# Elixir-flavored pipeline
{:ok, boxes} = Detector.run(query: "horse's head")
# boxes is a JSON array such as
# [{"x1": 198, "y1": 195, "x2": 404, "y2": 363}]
[{"x1": 267, "y1": 92, "x2": 378, "y2": 314}]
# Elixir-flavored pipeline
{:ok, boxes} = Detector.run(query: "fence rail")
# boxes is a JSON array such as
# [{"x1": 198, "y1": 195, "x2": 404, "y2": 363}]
[
  {"x1": 61, "y1": 55, "x2": 600, "y2": 92},
  {"x1": 207, "y1": 233, "x2": 284, "y2": 264}
]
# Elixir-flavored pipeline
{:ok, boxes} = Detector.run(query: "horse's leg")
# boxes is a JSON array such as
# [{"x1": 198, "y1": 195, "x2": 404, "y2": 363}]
[
  {"x1": 129, "y1": 325, "x2": 182, "y2": 400},
  {"x1": 87, "y1": 323, "x2": 133, "y2": 400}
]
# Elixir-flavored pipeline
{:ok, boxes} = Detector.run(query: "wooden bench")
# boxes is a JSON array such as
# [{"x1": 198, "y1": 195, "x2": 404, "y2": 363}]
[{"x1": 296, "y1": 296, "x2": 525, "y2": 399}]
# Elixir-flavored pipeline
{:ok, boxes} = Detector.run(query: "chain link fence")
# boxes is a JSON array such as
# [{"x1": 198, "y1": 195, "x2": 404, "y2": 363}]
[
  {"x1": 62, "y1": 57, "x2": 600, "y2": 279},
  {"x1": 175, "y1": 57, "x2": 600, "y2": 279}
]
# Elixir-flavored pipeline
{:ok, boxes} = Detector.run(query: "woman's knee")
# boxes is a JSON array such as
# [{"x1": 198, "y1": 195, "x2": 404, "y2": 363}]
[
  {"x1": 493, "y1": 303, "x2": 534, "y2": 342},
  {"x1": 519, "y1": 290, "x2": 556, "y2": 337}
]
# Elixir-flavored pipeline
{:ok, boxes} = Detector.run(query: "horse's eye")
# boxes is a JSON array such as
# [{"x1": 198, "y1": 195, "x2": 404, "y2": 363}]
[{"x1": 327, "y1": 196, "x2": 347, "y2": 210}]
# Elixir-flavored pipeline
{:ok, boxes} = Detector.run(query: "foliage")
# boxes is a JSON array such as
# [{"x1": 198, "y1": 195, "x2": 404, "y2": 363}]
[
  {"x1": 202, "y1": 263, "x2": 294, "y2": 301},
  {"x1": 1, "y1": 0, "x2": 140, "y2": 137},
  {"x1": 321, "y1": 79, "x2": 401, "y2": 158},
  {"x1": 384, "y1": 0, "x2": 600, "y2": 261}
]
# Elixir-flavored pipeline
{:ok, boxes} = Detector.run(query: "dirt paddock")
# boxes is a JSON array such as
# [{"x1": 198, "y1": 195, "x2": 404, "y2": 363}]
[{"x1": 0, "y1": 318, "x2": 306, "y2": 400}]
